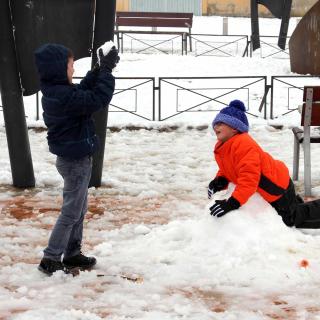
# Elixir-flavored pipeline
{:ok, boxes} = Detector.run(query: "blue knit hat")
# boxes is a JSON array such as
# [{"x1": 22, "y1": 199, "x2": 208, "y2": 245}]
[{"x1": 212, "y1": 100, "x2": 249, "y2": 133}]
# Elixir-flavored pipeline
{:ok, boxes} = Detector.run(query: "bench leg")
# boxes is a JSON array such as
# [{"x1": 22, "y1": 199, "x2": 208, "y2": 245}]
[
  {"x1": 182, "y1": 34, "x2": 188, "y2": 55},
  {"x1": 116, "y1": 32, "x2": 120, "y2": 51},
  {"x1": 121, "y1": 33, "x2": 124, "y2": 54},
  {"x1": 182, "y1": 34, "x2": 184, "y2": 55},
  {"x1": 303, "y1": 127, "x2": 312, "y2": 197},
  {"x1": 292, "y1": 136, "x2": 300, "y2": 181}
]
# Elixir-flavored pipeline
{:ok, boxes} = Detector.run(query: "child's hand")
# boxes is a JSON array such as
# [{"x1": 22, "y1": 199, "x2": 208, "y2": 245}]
[
  {"x1": 209, "y1": 197, "x2": 240, "y2": 217},
  {"x1": 208, "y1": 176, "x2": 229, "y2": 199},
  {"x1": 98, "y1": 47, "x2": 120, "y2": 72}
]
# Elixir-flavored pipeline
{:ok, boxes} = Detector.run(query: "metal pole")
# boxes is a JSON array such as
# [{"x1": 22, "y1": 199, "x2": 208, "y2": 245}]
[
  {"x1": 89, "y1": 0, "x2": 116, "y2": 188},
  {"x1": 303, "y1": 88, "x2": 313, "y2": 197},
  {"x1": 223, "y1": 17, "x2": 228, "y2": 36},
  {"x1": 278, "y1": 0, "x2": 292, "y2": 50},
  {"x1": 0, "y1": 0, "x2": 35, "y2": 188},
  {"x1": 250, "y1": 0, "x2": 260, "y2": 51}
]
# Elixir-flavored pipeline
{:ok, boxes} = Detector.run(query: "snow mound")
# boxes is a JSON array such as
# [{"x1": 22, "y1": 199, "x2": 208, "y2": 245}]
[{"x1": 94, "y1": 186, "x2": 320, "y2": 293}]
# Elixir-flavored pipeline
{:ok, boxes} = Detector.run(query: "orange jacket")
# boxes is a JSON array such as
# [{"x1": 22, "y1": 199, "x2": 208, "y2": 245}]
[{"x1": 214, "y1": 133, "x2": 290, "y2": 205}]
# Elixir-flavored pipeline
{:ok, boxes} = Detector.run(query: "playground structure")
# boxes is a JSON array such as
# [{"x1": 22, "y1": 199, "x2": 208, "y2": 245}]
[
  {"x1": 289, "y1": 0, "x2": 320, "y2": 76},
  {"x1": 250, "y1": 0, "x2": 292, "y2": 51},
  {"x1": 0, "y1": 0, "x2": 116, "y2": 188},
  {"x1": 0, "y1": 0, "x2": 319, "y2": 189}
]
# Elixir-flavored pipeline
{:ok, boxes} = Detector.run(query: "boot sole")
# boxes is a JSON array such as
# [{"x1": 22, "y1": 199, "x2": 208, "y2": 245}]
[
  {"x1": 63, "y1": 259, "x2": 97, "y2": 271},
  {"x1": 38, "y1": 264, "x2": 70, "y2": 276},
  {"x1": 38, "y1": 265, "x2": 53, "y2": 276},
  {"x1": 64, "y1": 262, "x2": 96, "y2": 271}
]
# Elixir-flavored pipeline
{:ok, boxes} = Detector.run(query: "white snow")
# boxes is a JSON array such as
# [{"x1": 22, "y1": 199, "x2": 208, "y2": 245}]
[{"x1": 1, "y1": 15, "x2": 320, "y2": 320}]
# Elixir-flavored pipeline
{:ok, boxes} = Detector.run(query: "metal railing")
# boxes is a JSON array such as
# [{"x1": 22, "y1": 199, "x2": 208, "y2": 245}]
[
  {"x1": 190, "y1": 34, "x2": 249, "y2": 57},
  {"x1": 158, "y1": 76, "x2": 267, "y2": 121},
  {"x1": 117, "y1": 31, "x2": 188, "y2": 55},
  {"x1": 109, "y1": 77, "x2": 156, "y2": 121},
  {"x1": 23, "y1": 75, "x2": 320, "y2": 124},
  {"x1": 250, "y1": 36, "x2": 290, "y2": 59},
  {"x1": 34, "y1": 76, "x2": 156, "y2": 121},
  {"x1": 116, "y1": 32, "x2": 290, "y2": 59},
  {"x1": 270, "y1": 75, "x2": 320, "y2": 119}
]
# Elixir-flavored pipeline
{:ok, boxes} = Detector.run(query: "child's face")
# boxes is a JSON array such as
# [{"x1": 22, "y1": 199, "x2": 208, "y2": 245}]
[
  {"x1": 213, "y1": 122, "x2": 238, "y2": 143},
  {"x1": 67, "y1": 57, "x2": 74, "y2": 84}
]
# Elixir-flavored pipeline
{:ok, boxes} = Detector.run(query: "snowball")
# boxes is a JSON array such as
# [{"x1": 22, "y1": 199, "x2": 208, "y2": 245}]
[{"x1": 96, "y1": 41, "x2": 116, "y2": 64}]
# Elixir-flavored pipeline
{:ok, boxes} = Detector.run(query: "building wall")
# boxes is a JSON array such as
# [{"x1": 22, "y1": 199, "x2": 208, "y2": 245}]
[
  {"x1": 202, "y1": 0, "x2": 319, "y2": 17},
  {"x1": 116, "y1": 0, "x2": 318, "y2": 17},
  {"x1": 116, "y1": 0, "x2": 129, "y2": 12},
  {"x1": 131, "y1": 0, "x2": 201, "y2": 14}
]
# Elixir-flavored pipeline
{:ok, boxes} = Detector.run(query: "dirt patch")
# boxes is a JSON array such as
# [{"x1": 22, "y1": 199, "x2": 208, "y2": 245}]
[
  {"x1": 0, "y1": 195, "x2": 61, "y2": 220},
  {"x1": 0, "y1": 189, "x2": 174, "y2": 232},
  {"x1": 175, "y1": 287, "x2": 320, "y2": 319},
  {"x1": 174, "y1": 287, "x2": 228, "y2": 313},
  {"x1": 87, "y1": 195, "x2": 170, "y2": 227},
  {"x1": 0, "y1": 191, "x2": 171, "y2": 227}
]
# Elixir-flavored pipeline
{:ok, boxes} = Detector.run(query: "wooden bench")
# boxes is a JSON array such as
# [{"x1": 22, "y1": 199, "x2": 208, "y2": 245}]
[
  {"x1": 115, "y1": 11, "x2": 193, "y2": 55},
  {"x1": 292, "y1": 86, "x2": 320, "y2": 196}
]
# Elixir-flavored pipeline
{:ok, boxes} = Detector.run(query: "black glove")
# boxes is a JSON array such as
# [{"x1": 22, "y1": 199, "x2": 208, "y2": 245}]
[
  {"x1": 98, "y1": 46, "x2": 120, "y2": 72},
  {"x1": 209, "y1": 197, "x2": 240, "y2": 218},
  {"x1": 208, "y1": 176, "x2": 229, "y2": 199}
]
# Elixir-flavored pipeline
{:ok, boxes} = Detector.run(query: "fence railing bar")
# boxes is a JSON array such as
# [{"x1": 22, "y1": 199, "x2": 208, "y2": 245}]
[
  {"x1": 113, "y1": 79, "x2": 153, "y2": 96},
  {"x1": 197, "y1": 36, "x2": 249, "y2": 57},
  {"x1": 159, "y1": 76, "x2": 266, "y2": 121},
  {"x1": 161, "y1": 77, "x2": 264, "y2": 102},
  {"x1": 191, "y1": 37, "x2": 233, "y2": 57},
  {"x1": 270, "y1": 75, "x2": 320, "y2": 119},
  {"x1": 109, "y1": 103, "x2": 152, "y2": 121},
  {"x1": 122, "y1": 33, "x2": 181, "y2": 54}
]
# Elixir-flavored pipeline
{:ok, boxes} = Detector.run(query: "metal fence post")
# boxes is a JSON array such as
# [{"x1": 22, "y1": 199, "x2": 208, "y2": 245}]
[
  {"x1": 0, "y1": 0, "x2": 35, "y2": 188},
  {"x1": 89, "y1": 0, "x2": 116, "y2": 188},
  {"x1": 223, "y1": 17, "x2": 228, "y2": 36}
]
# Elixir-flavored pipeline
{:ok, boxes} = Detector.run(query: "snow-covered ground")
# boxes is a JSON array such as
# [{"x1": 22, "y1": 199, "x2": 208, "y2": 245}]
[{"x1": 1, "y1": 16, "x2": 320, "y2": 320}]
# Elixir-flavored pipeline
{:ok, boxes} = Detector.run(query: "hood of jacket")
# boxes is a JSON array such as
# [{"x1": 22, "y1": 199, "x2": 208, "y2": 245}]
[{"x1": 34, "y1": 43, "x2": 69, "y2": 84}]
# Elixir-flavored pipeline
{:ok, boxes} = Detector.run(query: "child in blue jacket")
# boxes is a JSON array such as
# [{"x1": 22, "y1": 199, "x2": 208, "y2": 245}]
[{"x1": 34, "y1": 43, "x2": 119, "y2": 275}]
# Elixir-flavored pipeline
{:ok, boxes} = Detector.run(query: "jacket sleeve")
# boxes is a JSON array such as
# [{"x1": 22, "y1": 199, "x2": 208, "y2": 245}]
[
  {"x1": 63, "y1": 70, "x2": 115, "y2": 116},
  {"x1": 215, "y1": 169, "x2": 225, "y2": 179},
  {"x1": 77, "y1": 69, "x2": 99, "y2": 90},
  {"x1": 231, "y1": 144, "x2": 261, "y2": 205}
]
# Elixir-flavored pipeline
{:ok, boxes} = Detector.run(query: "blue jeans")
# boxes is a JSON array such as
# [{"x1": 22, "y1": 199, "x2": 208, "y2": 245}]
[{"x1": 43, "y1": 155, "x2": 92, "y2": 261}]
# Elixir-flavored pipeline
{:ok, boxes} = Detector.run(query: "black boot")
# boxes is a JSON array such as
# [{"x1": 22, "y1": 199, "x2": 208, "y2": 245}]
[
  {"x1": 63, "y1": 253, "x2": 97, "y2": 270},
  {"x1": 38, "y1": 258, "x2": 68, "y2": 276}
]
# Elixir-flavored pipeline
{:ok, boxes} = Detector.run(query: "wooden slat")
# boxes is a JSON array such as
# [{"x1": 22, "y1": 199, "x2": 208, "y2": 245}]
[
  {"x1": 117, "y1": 11, "x2": 193, "y2": 19},
  {"x1": 117, "y1": 16, "x2": 192, "y2": 28},
  {"x1": 116, "y1": 11, "x2": 193, "y2": 28},
  {"x1": 303, "y1": 86, "x2": 320, "y2": 102},
  {"x1": 301, "y1": 102, "x2": 320, "y2": 126}
]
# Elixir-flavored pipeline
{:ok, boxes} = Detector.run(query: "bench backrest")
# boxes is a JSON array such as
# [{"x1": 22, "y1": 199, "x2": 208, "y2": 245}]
[
  {"x1": 116, "y1": 11, "x2": 193, "y2": 29},
  {"x1": 301, "y1": 86, "x2": 320, "y2": 126}
]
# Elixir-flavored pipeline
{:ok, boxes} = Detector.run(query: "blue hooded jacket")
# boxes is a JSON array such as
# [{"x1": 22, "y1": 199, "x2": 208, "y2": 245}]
[{"x1": 34, "y1": 43, "x2": 115, "y2": 159}]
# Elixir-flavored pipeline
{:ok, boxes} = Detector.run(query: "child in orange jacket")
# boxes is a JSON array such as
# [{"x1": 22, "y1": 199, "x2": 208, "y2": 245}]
[{"x1": 208, "y1": 100, "x2": 320, "y2": 228}]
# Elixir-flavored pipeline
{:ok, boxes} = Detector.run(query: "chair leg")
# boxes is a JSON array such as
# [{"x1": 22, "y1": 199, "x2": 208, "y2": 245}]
[{"x1": 292, "y1": 136, "x2": 300, "y2": 181}]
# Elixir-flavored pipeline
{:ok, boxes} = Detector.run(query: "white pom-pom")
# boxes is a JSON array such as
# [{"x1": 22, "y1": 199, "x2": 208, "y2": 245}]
[{"x1": 97, "y1": 41, "x2": 116, "y2": 64}]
